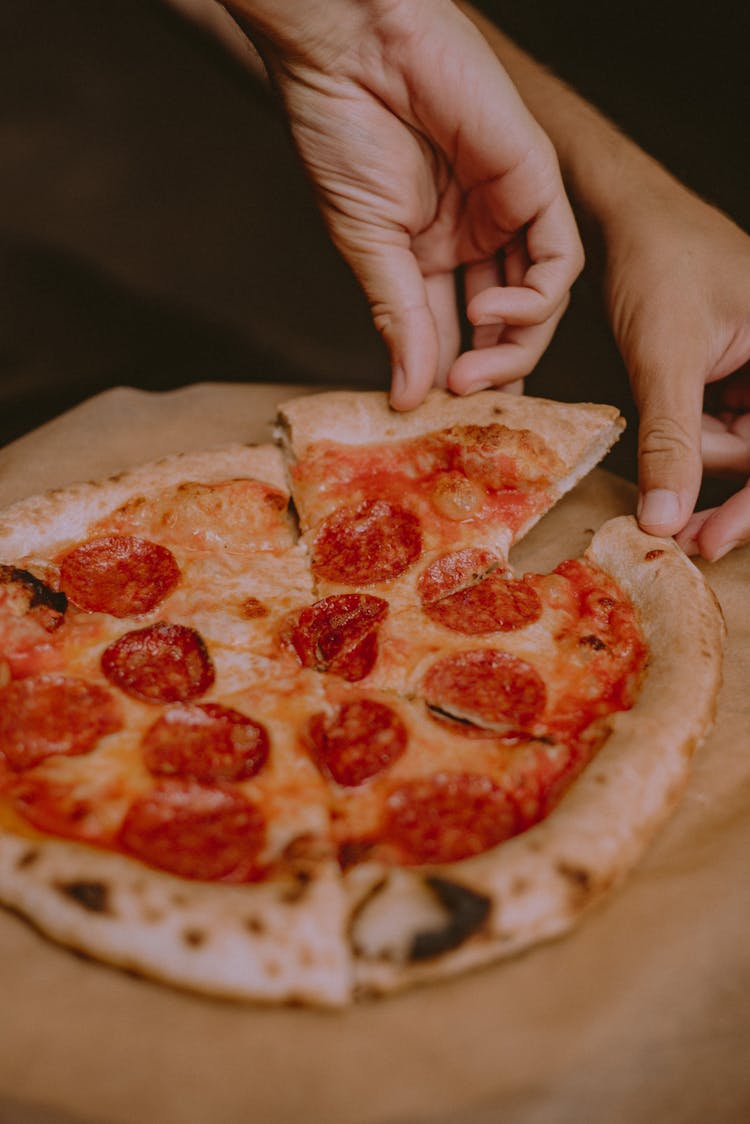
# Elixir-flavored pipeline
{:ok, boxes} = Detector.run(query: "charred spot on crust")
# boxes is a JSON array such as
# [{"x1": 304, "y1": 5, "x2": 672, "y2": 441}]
[
  {"x1": 0, "y1": 564, "x2": 67, "y2": 628},
  {"x1": 280, "y1": 869, "x2": 312, "y2": 904},
  {"x1": 57, "y1": 879, "x2": 111, "y2": 914},
  {"x1": 556, "y1": 862, "x2": 600, "y2": 908},
  {"x1": 182, "y1": 927, "x2": 207, "y2": 948},
  {"x1": 263, "y1": 489, "x2": 287, "y2": 511},
  {"x1": 245, "y1": 916, "x2": 265, "y2": 935},
  {"x1": 408, "y1": 877, "x2": 491, "y2": 961},
  {"x1": 16, "y1": 848, "x2": 40, "y2": 869},
  {"x1": 556, "y1": 862, "x2": 592, "y2": 890},
  {"x1": 644, "y1": 549, "x2": 665, "y2": 561}
]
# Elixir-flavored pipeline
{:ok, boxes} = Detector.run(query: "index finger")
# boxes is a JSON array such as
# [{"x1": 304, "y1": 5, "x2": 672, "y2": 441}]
[{"x1": 676, "y1": 484, "x2": 750, "y2": 561}]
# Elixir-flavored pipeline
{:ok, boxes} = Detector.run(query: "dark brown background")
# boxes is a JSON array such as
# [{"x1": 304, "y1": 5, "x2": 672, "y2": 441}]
[{"x1": 1, "y1": 0, "x2": 748, "y2": 483}]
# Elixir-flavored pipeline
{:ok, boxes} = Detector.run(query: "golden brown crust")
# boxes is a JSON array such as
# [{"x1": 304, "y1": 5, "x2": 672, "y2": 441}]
[
  {"x1": 278, "y1": 388, "x2": 622, "y2": 460},
  {"x1": 0, "y1": 444, "x2": 287, "y2": 559},
  {"x1": 0, "y1": 834, "x2": 350, "y2": 1006},
  {"x1": 348, "y1": 517, "x2": 725, "y2": 995}
]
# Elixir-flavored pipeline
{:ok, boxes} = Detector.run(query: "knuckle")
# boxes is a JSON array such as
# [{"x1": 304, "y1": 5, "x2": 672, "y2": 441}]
[{"x1": 639, "y1": 415, "x2": 695, "y2": 461}]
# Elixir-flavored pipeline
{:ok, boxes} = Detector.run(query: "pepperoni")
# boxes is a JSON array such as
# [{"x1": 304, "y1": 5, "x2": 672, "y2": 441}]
[
  {"x1": 509, "y1": 740, "x2": 592, "y2": 826},
  {"x1": 423, "y1": 649, "x2": 546, "y2": 734},
  {"x1": 101, "y1": 621, "x2": 215, "y2": 704},
  {"x1": 0, "y1": 674, "x2": 122, "y2": 771},
  {"x1": 426, "y1": 573, "x2": 541, "y2": 634},
  {"x1": 118, "y1": 781, "x2": 266, "y2": 881},
  {"x1": 59, "y1": 535, "x2": 180, "y2": 617},
  {"x1": 417, "y1": 549, "x2": 500, "y2": 604},
  {"x1": 307, "y1": 698, "x2": 407, "y2": 786},
  {"x1": 382, "y1": 772, "x2": 520, "y2": 864},
  {"x1": 142, "y1": 703, "x2": 269, "y2": 783},
  {"x1": 12, "y1": 773, "x2": 115, "y2": 843},
  {"x1": 312, "y1": 499, "x2": 422, "y2": 585},
  {"x1": 291, "y1": 594, "x2": 388, "y2": 681}
]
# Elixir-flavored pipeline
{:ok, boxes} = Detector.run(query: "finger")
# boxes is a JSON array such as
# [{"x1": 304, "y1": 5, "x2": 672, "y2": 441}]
[
  {"x1": 342, "y1": 237, "x2": 439, "y2": 411},
  {"x1": 524, "y1": 189, "x2": 585, "y2": 297},
  {"x1": 447, "y1": 296, "x2": 568, "y2": 394},
  {"x1": 701, "y1": 417, "x2": 750, "y2": 475},
  {"x1": 467, "y1": 277, "x2": 565, "y2": 329},
  {"x1": 503, "y1": 378, "x2": 525, "y2": 395},
  {"x1": 503, "y1": 229, "x2": 532, "y2": 287},
  {"x1": 464, "y1": 258, "x2": 505, "y2": 351},
  {"x1": 631, "y1": 349, "x2": 705, "y2": 536},
  {"x1": 674, "y1": 508, "x2": 714, "y2": 555},
  {"x1": 469, "y1": 163, "x2": 584, "y2": 316},
  {"x1": 711, "y1": 365, "x2": 750, "y2": 411},
  {"x1": 682, "y1": 483, "x2": 750, "y2": 561},
  {"x1": 491, "y1": 239, "x2": 529, "y2": 396},
  {"x1": 424, "y1": 272, "x2": 461, "y2": 387}
]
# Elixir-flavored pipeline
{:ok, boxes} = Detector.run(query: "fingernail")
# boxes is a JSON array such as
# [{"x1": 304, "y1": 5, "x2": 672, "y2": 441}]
[
  {"x1": 637, "y1": 489, "x2": 681, "y2": 530},
  {"x1": 708, "y1": 540, "x2": 739, "y2": 563}
]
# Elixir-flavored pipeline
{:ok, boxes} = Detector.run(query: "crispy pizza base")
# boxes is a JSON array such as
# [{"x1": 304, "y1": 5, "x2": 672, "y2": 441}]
[{"x1": 0, "y1": 404, "x2": 725, "y2": 1007}]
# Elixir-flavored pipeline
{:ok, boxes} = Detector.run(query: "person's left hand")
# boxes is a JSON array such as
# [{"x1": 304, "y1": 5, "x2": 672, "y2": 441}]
[
  {"x1": 676, "y1": 370, "x2": 750, "y2": 560},
  {"x1": 224, "y1": 0, "x2": 583, "y2": 409},
  {"x1": 599, "y1": 169, "x2": 750, "y2": 561}
]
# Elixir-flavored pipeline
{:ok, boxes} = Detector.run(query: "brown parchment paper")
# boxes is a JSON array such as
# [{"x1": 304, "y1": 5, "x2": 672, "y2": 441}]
[{"x1": 0, "y1": 383, "x2": 748, "y2": 1124}]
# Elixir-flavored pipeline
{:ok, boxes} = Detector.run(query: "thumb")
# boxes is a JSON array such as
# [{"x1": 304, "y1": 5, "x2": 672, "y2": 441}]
[
  {"x1": 335, "y1": 233, "x2": 439, "y2": 411},
  {"x1": 632, "y1": 356, "x2": 705, "y2": 537}
]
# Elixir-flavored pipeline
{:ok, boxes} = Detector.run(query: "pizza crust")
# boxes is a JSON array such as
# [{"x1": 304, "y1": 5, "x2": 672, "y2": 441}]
[
  {"x1": 0, "y1": 444, "x2": 288, "y2": 558},
  {"x1": 0, "y1": 833, "x2": 350, "y2": 1006},
  {"x1": 348, "y1": 517, "x2": 725, "y2": 996},
  {"x1": 277, "y1": 388, "x2": 622, "y2": 460}
]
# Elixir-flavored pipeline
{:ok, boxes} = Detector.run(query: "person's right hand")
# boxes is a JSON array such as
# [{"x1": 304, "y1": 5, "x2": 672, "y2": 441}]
[{"x1": 224, "y1": 0, "x2": 583, "y2": 409}]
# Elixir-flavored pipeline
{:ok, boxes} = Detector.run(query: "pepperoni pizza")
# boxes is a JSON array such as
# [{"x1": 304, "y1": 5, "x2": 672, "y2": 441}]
[{"x1": 0, "y1": 390, "x2": 724, "y2": 1006}]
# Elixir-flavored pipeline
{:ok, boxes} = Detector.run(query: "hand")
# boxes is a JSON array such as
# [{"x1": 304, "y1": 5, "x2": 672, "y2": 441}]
[
  {"x1": 225, "y1": 0, "x2": 583, "y2": 409},
  {"x1": 601, "y1": 168, "x2": 750, "y2": 560},
  {"x1": 676, "y1": 371, "x2": 750, "y2": 559}
]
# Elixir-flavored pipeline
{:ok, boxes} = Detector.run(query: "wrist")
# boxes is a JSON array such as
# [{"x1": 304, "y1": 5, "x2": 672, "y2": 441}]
[
  {"x1": 223, "y1": 0, "x2": 417, "y2": 63},
  {"x1": 569, "y1": 132, "x2": 678, "y2": 235}
]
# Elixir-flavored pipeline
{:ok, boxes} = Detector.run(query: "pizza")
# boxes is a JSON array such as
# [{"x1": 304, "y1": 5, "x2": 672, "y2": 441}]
[{"x1": 0, "y1": 389, "x2": 724, "y2": 1007}]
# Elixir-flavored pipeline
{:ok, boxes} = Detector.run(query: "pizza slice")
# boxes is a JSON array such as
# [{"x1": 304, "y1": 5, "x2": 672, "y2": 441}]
[
  {"x1": 278, "y1": 388, "x2": 624, "y2": 608},
  {"x1": 0, "y1": 446, "x2": 351, "y2": 1006},
  {"x1": 342, "y1": 518, "x2": 724, "y2": 996},
  {"x1": 279, "y1": 388, "x2": 629, "y2": 693}
]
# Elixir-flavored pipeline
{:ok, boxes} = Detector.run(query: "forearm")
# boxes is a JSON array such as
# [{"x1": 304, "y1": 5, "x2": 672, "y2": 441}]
[{"x1": 458, "y1": 3, "x2": 677, "y2": 236}]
